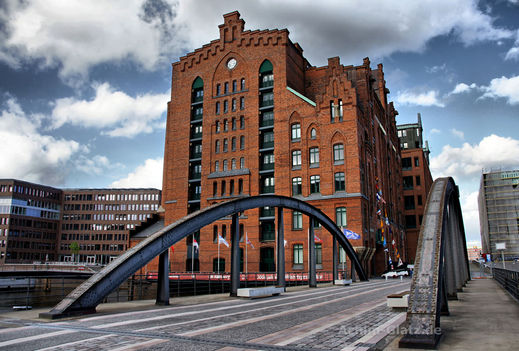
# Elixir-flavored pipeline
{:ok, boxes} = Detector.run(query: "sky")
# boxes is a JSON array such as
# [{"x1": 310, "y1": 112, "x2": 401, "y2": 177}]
[{"x1": 0, "y1": 0, "x2": 518, "y2": 246}]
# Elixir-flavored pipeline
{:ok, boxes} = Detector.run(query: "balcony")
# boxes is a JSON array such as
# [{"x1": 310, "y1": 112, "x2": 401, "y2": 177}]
[
  {"x1": 260, "y1": 140, "x2": 274, "y2": 150},
  {"x1": 260, "y1": 162, "x2": 274, "y2": 171},
  {"x1": 260, "y1": 207, "x2": 275, "y2": 218},
  {"x1": 192, "y1": 95, "x2": 203, "y2": 104},
  {"x1": 260, "y1": 185, "x2": 275, "y2": 194},
  {"x1": 260, "y1": 118, "x2": 274, "y2": 128}
]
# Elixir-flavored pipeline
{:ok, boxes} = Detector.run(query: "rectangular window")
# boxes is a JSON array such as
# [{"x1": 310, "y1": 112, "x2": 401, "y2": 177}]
[
  {"x1": 240, "y1": 78, "x2": 245, "y2": 91},
  {"x1": 292, "y1": 177, "x2": 302, "y2": 195},
  {"x1": 415, "y1": 175, "x2": 421, "y2": 186},
  {"x1": 292, "y1": 150, "x2": 302, "y2": 168},
  {"x1": 315, "y1": 243, "x2": 322, "y2": 265},
  {"x1": 240, "y1": 97, "x2": 245, "y2": 110},
  {"x1": 403, "y1": 176, "x2": 413, "y2": 189},
  {"x1": 310, "y1": 175, "x2": 320, "y2": 193},
  {"x1": 293, "y1": 244, "x2": 303, "y2": 264},
  {"x1": 404, "y1": 196, "x2": 415, "y2": 210},
  {"x1": 216, "y1": 84, "x2": 221, "y2": 96},
  {"x1": 224, "y1": 82, "x2": 229, "y2": 94},
  {"x1": 335, "y1": 172, "x2": 345, "y2": 191},
  {"x1": 417, "y1": 195, "x2": 423, "y2": 206},
  {"x1": 414, "y1": 157, "x2": 419, "y2": 167},
  {"x1": 333, "y1": 144, "x2": 344, "y2": 163},
  {"x1": 402, "y1": 157, "x2": 412, "y2": 170},
  {"x1": 223, "y1": 100, "x2": 228, "y2": 113},
  {"x1": 240, "y1": 136, "x2": 245, "y2": 150},
  {"x1": 232, "y1": 80, "x2": 237, "y2": 92},
  {"x1": 216, "y1": 102, "x2": 220, "y2": 114},
  {"x1": 336, "y1": 207, "x2": 347, "y2": 227},
  {"x1": 232, "y1": 98, "x2": 236, "y2": 111},
  {"x1": 293, "y1": 211, "x2": 303, "y2": 229},
  {"x1": 309, "y1": 147, "x2": 319, "y2": 166},
  {"x1": 291, "y1": 123, "x2": 301, "y2": 141},
  {"x1": 406, "y1": 215, "x2": 417, "y2": 229}
]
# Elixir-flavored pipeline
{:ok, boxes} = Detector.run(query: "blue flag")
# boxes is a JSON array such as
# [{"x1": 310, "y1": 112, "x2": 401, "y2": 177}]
[{"x1": 343, "y1": 228, "x2": 360, "y2": 240}]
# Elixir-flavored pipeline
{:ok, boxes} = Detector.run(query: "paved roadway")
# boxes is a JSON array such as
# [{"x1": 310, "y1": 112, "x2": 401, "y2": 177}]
[{"x1": 0, "y1": 279, "x2": 410, "y2": 351}]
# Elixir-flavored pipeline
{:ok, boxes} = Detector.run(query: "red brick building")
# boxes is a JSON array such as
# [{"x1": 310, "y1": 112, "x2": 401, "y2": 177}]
[
  {"x1": 397, "y1": 114, "x2": 433, "y2": 263},
  {"x1": 162, "y1": 12, "x2": 405, "y2": 276}
]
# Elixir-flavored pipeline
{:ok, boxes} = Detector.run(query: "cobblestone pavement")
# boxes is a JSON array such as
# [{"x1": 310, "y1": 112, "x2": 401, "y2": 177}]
[{"x1": 0, "y1": 279, "x2": 410, "y2": 351}]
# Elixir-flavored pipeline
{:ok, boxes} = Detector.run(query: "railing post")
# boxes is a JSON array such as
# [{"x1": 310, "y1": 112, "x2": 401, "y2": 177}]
[
  {"x1": 333, "y1": 236, "x2": 338, "y2": 283},
  {"x1": 230, "y1": 213, "x2": 240, "y2": 296},
  {"x1": 155, "y1": 250, "x2": 170, "y2": 305},
  {"x1": 277, "y1": 207, "x2": 286, "y2": 289},
  {"x1": 309, "y1": 218, "x2": 317, "y2": 288}
]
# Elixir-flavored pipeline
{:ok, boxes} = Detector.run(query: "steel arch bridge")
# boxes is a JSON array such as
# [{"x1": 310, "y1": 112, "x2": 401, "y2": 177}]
[
  {"x1": 41, "y1": 195, "x2": 368, "y2": 319},
  {"x1": 400, "y1": 177, "x2": 470, "y2": 349}
]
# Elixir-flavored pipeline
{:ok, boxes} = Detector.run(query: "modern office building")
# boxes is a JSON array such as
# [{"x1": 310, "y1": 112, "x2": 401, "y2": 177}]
[
  {"x1": 0, "y1": 179, "x2": 161, "y2": 264},
  {"x1": 58, "y1": 188, "x2": 161, "y2": 264},
  {"x1": 478, "y1": 169, "x2": 519, "y2": 260},
  {"x1": 161, "y1": 11, "x2": 405, "y2": 276},
  {"x1": 397, "y1": 114, "x2": 433, "y2": 263},
  {"x1": 0, "y1": 179, "x2": 61, "y2": 264}
]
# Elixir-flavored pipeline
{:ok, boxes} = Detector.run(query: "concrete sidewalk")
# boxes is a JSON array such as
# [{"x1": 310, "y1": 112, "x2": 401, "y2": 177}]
[{"x1": 386, "y1": 277, "x2": 519, "y2": 350}]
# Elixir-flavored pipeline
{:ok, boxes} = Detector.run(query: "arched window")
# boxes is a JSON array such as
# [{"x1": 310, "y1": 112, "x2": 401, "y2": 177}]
[
  {"x1": 215, "y1": 140, "x2": 220, "y2": 153},
  {"x1": 231, "y1": 158, "x2": 237, "y2": 170},
  {"x1": 240, "y1": 157, "x2": 245, "y2": 169},
  {"x1": 310, "y1": 128, "x2": 317, "y2": 139}
]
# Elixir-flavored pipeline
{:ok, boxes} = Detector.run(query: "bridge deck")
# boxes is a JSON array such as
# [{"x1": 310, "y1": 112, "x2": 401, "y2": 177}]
[{"x1": 0, "y1": 280, "x2": 408, "y2": 350}]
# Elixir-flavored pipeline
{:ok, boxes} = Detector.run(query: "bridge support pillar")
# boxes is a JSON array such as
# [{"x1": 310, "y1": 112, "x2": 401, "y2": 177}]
[
  {"x1": 230, "y1": 213, "x2": 240, "y2": 297},
  {"x1": 309, "y1": 218, "x2": 317, "y2": 288},
  {"x1": 276, "y1": 207, "x2": 286, "y2": 289},
  {"x1": 156, "y1": 250, "x2": 170, "y2": 305},
  {"x1": 333, "y1": 236, "x2": 338, "y2": 283}
]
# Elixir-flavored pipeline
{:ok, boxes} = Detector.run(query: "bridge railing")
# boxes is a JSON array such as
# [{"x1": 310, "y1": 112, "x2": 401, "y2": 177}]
[
  {"x1": 0, "y1": 271, "x2": 345, "y2": 310},
  {"x1": 493, "y1": 268, "x2": 519, "y2": 301}
]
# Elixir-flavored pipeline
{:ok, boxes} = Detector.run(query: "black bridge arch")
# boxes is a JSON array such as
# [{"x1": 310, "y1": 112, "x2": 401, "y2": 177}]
[{"x1": 41, "y1": 195, "x2": 367, "y2": 319}]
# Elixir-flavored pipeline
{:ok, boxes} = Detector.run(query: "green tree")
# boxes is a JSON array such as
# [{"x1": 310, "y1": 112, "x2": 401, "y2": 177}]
[{"x1": 70, "y1": 242, "x2": 80, "y2": 263}]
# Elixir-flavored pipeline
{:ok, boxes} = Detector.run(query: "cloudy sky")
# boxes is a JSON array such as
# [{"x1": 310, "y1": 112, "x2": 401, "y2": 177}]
[{"x1": 0, "y1": 0, "x2": 518, "y2": 245}]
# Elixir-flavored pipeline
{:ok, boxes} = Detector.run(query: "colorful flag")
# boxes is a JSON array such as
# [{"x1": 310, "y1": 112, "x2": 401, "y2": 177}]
[
  {"x1": 193, "y1": 238, "x2": 199, "y2": 251},
  {"x1": 314, "y1": 234, "x2": 322, "y2": 243},
  {"x1": 218, "y1": 235, "x2": 229, "y2": 247}
]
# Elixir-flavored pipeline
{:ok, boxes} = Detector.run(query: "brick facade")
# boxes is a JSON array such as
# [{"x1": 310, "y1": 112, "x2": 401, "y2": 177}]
[
  {"x1": 397, "y1": 114, "x2": 433, "y2": 263},
  {"x1": 162, "y1": 12, "x2": 405, "y2": 276}
]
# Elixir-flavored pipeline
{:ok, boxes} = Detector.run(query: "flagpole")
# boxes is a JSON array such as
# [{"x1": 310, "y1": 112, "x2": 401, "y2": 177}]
[
  {"x1": 191, "y1": 236, "x2": 194, "y2": 273},
  {"x1": 245, "y1": 232, "x2": 248, "y2": 274},
  {"x1": 217, "y1": 235, "x2": 220, "y2": 274}
]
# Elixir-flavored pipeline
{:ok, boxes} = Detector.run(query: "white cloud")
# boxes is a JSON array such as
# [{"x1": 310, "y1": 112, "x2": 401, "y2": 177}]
[
  {"x1": 449, "y1": 82, "x2": 478, "y2": 95},
  {"x1": 450, "y1": 128, "x2": 465, "y2": 140},
  {"x1": 0, "y1": 0, "x2": 179, "y2": 82},
  {"x1": 430, "y1": 128, "x2": 441, "y2": 134},
  {"x1": 0, "y1": 0, "x2": 513, "y2": 79},
  {"x1": 75, "y1": 155, "x2": 113, "y2": 176},
  {"x1": 430, "y1": 134, "x2": 519, "y2": 181},
  {"x1": 460, "y1": 190, "x2": 481, "y2": 243},
  {"x1": 0, "y1": 98, "x2": 84, "y2": 185},
  {"x1": 480, "y1": 75, "x2": 519, "y2": 105},
  {"x1": 111, "y1": 158, "x2": 163, "y2": 189},
  {"x1": 51, "y1": 83, "x2": 169, "y2": 137},
  {"x1": 425, "y1": 63, "x2": 447, "y2": 74},
  {"x1": 173, "y1": 0, "x2": 513, "y2": 65},
  {"x1": 395, "y1": 90, "x2": 445, "y2": 107}
]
